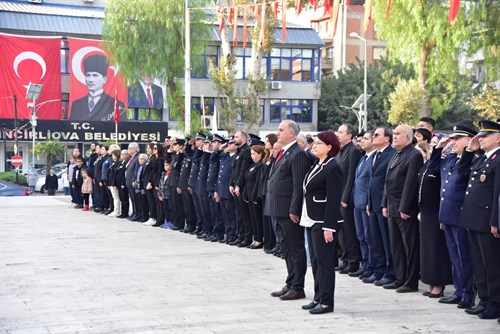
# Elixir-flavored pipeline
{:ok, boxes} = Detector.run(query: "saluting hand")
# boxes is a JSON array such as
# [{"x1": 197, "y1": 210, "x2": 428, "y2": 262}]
[
  {"x1": 436, "y1": 137, "x2": 450, "y2": 149},
  {"x1": 468, "y1": 136, "x2": 480, "y2": 152}
]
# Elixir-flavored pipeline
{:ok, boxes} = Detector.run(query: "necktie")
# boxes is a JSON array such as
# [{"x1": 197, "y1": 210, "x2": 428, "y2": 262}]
[
  {"x1": 357, "y1": 155, "x2": 368, "y2": 174},
  {"x1": 275, "y1": 149, "x2": 284, "y2": 163},
  {"x1": 390, "y1": 151, "x2": 400, "y2": 169},
  {"x1": 89, "y1": 98, "x2": 95, "y2": 111},
  {"x1": 372, "y1": 151, "x2": 381, "y2": 166},
  {"x1": 147, "y1": 88, "x2": 153, "y2": 108}
]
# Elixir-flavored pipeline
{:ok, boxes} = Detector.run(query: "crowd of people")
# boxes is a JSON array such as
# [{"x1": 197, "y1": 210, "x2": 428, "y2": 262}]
[{"x1": 63, "y1": 117, "x2": 500, "y2": 320}]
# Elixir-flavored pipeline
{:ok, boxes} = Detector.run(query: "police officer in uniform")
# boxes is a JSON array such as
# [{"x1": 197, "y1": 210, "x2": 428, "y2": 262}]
[
  {"x1": 178, "y1": 138, "x2": 197, "y2": 233},
  {"x1": 195, "y1": 137, "x2": 213, "y2": 239},
  {"x1": 215, "y1": 136, "x2": 238, "y2": 243},
  {"x1": 429, "y1": 125, "x2": 477, "y2": 308},
  {"x1": 188, "y1": 133, "x2": 206, "y2": 235},
  {"x1": 459, "y1": 120, "x2": 500, "y2": 320},
  {"x1": 206, "y1": 134, "x2": 226, "y2": 242}
]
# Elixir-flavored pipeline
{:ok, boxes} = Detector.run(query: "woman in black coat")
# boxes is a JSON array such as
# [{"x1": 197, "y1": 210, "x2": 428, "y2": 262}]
[
  {"x1": 152, "y1": 142, "x2": 165, "y2": 226},
  {"x1": 261, "y1": 134, "x2": 278, "y2": 253},
  {"x1": 300, "y1": 131, "x2": 343, "y2": 315},
  {"x1": 116, "y1": 150, "x2": 130, "y2": 218},
  {"x1": 243, "y1": 143, "x2": 265, "y2": 249},
  {"x1": 416, "y1": 142, "x2": 452, "y2": 298},
  {"x1": 142, "y1": 143, "x2": 158, "y2": 225}
]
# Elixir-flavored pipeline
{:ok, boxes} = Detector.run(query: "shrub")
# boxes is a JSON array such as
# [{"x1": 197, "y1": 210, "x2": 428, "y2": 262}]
[{"x1": 0, "y1": 172, "x2": 28, "y2": 186}]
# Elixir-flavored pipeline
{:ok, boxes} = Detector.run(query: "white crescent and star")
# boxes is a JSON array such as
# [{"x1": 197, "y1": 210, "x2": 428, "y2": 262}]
[{"x1": 13, "y1": 51, "x2": 46, "y2": 80}]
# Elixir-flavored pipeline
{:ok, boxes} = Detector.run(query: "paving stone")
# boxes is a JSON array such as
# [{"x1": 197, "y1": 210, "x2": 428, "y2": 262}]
[{"x1": 1, "y1": 196, "x2": 498, "y2": 333}]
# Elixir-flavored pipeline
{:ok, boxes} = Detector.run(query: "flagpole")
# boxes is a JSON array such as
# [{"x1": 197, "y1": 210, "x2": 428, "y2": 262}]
[{"x1": 115, "y1": 121, "x2": 118, "y2": 145}]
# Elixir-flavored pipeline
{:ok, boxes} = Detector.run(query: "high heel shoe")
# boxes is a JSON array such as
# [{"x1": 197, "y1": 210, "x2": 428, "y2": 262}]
[
  {"x1": 422, "y1": 291, "x2": 431, "y2": 297},
  {"x1": 428, "y1": 286, "x2": 445, "y2": 298}
]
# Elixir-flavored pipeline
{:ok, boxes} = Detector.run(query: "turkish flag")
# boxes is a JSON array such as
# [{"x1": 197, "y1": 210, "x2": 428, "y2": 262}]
[
  {"x1": 448, "y1": 0, "x2": 460, "y2": 24},
  {"x1": 0, "y1": 33, "x2": 62, "y2": 120},
  {"x1": 67, "y1": 37, "x2": 127, "y2": 122}
]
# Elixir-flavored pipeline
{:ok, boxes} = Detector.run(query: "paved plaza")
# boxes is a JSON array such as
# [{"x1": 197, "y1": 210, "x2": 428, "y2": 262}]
[{"x1": 1, "y1": 196, "x2": 498, "y2": 333}]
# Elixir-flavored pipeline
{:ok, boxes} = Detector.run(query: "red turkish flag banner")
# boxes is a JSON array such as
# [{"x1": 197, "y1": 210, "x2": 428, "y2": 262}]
[
  {"x1": 0, "y1": 33, "x2": 62, "y2": 120},
  {"x1": 67, "y1": 37, "x2": 127, "y2": 122},
  {"x1": 448, "y1": 0, "x2": 460, "y2": 24}
]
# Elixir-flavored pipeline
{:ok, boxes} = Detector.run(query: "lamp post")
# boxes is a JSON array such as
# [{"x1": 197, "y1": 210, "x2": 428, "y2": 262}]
[
  {"x1": 349, "y1": 32, "x2": 367, "y2": 131},
  {"x1": 26, "y1": 83, "x2": 43, "y2": 168}
]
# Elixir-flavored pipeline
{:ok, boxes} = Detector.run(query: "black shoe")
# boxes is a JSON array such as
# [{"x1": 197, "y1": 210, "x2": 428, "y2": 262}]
[
  {"x1": 374, "y1": 277, "x2": 394, "y2": 286},
  {"x1": 422, "y1": 291, "x2": 431, "y2": 297},
  {"x1": 270, "y1": 246, "x2": 280, "y2": 253},
  {"x1": 359, "y1": 270, "x2": 373, "y2": 279},
  {"x1": 396, "y1": 286, "x2": 418, "y2": 293},
  {"x1": 335, "y1": 262, "x2": 348, "y2": 271},
  {"x1": 362, "y1": 274, "x2": 382, "y2": 284},
  {"x1": 130, "y1": 216, "x2": 141, "y2": 222},
  {"x1": 439, "y1": 295, "x2": 461, "y2": 304},
  {"x1": 301, "y1": 301, "x2": 319, "y2": 310},
  {"x1": 383, "y1": 282, "x2": 402, "y2": 290},
  {"x1": 457, "y1": 298, "x2": 475, "y2": 309},
  {"x1": 171, "y1": 226, "x2": 182, "y2": 231},
  {"x1": 211, "y1": 236, "x2": 223, "y2": 242},
  {"x1": 118, "y1": 215, "x2": 129, "y2": 219},
  {"x1": 250, "y1": 243, "x2": 263, "y2": 249},
  {"x1": 428, "y1": 287, "x2": 445, "y2": 298},
  {"x1": 94, "y1": 208, "x2": 102, "y2": 213},
  {"x1": 348, "y1": 268, "x2": 365, "y2": 277},
  {"x1": 309, "y1": 304, "x2": 333, "y2": 315},
  {"x1": 237, "y1": 240, "x2": 251, "y2": 248},
  {"x1": 264, "y1": 248, "x2": 274, "y2": 254},
  {"x1": 339, "y1": 265, "x2": 359, "y2": 275},
  {"x1": 478, "y1": 308, "x2": 500, "y2": 319},
  {"x1": 203, "y1": 234, "x2": 213, "y2": 241},
  {"x1": 465, "y1": 305, "x2": 486, "y2": 315}
]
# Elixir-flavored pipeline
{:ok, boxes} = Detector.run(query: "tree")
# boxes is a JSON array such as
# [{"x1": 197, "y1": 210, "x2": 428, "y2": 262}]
[
  {"x1": 209, "y1": 1, "x2": 278, "y2": 133},
  {"x1": 387, "y1": 78, "x2": 428, "y2": 126},
  {"x1": 471, "y1": 84, "x2": 500, "y2": 120},
  {"x1": 102, "y1": 0, "x2": 210, "y2": 132},
  {"x1": 34, "y1": 140, "x2": 65, "y2": 171},
  {"x1": 318, "y1": 58, "x2": 415, "y2": 131},
  {"x1": 372, "y1": 0, "x2": 468, "y2": 117}
]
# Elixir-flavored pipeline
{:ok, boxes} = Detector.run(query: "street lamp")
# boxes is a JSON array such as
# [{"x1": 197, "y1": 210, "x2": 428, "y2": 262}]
[
  {"x1": 349, "y1": 32, "x2": 368, "y2": 131},
  {"x1": 26, "y1": 83, "x2": 43, "y2": 168}
]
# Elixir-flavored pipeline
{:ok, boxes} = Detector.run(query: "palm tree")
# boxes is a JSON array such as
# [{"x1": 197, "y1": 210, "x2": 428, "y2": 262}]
[{"x1": 34, "y1": 140, "x2": 65, "y2": 171}]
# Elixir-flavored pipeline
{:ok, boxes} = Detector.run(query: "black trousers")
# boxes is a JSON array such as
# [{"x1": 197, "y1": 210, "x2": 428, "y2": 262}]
[
  {"x1": 468, "y1": 230, "x2": 500, "y2": 311},
  {"x1": 73, "y1": 186, "x2": 82, "y2": 206},
  {"x1": 119, "y1": 186, "x2": 129, "y2": 217},
  {"x1": 154, "y1": 189, "x2": 165, "y2": 224},
  {"x1": 182, "y1": 190, "x2": 197, "y2": 231},
  {"x1": 146, "y1": 189, "x2": 157, "y2": 219},
  {"x1": 388, "y1": 216, "x2": 420, "y2": 289},
  {"x1": 191, "y1": 189, "x2": 203, "y2": 231},
  {"x1": 127, "y1": 184, "x2": 138, "y2": 216},
  {"x1": 195, "y1": 193, "x2": 212, "y2": 233},
  {"x1": 275, "y1": 216, "x2": 307, "y2": 290},
  {"x1": 307, "y1": 223, "x2": 336, "y2": 307},
  {"x1": 263, "y1": 214, "x2": 276, "y2": 251},
  {"x1": 137, "y1": 191, "x2": 149, "y2": 220},
  {"x1": 249, "y1": 199, "x2": 263, "y2": 242},
  {"x1": 209, "y1": 194, "x2": 224, "y2": 237},
  {"x1": 82, "y1": 193, "x2": 90, "y2": 206},
  {"x1": 220, "y1": 197, "x2": 237, "y2": 239},
  {"x1": 100, "y1": 182, "x2": 110, "y2": 210},
  {"x1": 339, "y1": 206, "x2": 361, "y2": 266},
  {"x1": 233, "y1": 193, "x2": 243, "y2": 240},
  {"x1": 170, "y1": 186, "x2": 185, "y2": 228},
  {"x1": 238, "y1": 196, "x2": 253, "y2": 242}
]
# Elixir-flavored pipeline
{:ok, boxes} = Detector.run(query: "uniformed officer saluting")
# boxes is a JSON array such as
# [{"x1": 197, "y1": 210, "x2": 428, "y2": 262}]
[{"x1": 459, "y1": 120, "x2": 500, "y2": 320}]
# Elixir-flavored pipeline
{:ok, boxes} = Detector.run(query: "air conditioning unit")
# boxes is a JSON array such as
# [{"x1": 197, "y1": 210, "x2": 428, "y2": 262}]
[
  {"x1": 83, "y1": 0, "x2": 95, "y2": 3},
  {"x1": 28, "y1": 0, "x2": 43, "y2": 4},
  {"x1": 202, "y1": 115, "x2": 214, "y2": 128},
  {"x1": 271, "y1": 81, "x2": 282, "y2": 90}
]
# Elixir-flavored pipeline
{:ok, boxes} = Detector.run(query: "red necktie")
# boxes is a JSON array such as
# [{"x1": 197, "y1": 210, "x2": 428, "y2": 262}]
[
  {"x1": 275, "y1": 149, "x2": 284, "y2": 163},
  {"x1": 146, "y1": 87, "x2": 153, "y2": 108}
]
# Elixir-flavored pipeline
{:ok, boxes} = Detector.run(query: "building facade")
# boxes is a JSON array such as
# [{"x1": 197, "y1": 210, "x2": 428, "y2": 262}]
[{"x1": 0, "y1": 0, "x2": 324, "y2": 172}]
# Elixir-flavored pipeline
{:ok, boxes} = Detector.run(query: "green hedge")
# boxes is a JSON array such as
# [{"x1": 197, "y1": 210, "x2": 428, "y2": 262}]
[{"x1": 0, "y1": 172, "x2": 28, "y2": 186}]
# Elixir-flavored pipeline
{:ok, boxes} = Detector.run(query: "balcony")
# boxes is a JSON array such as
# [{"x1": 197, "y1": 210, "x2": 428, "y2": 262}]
[{"x1": 321, "y1": 57, "x2": 333, "y2": 70}]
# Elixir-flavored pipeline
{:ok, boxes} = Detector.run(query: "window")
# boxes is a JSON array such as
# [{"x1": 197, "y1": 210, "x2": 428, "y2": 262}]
[
  {"x1": 268, "y1": 48, "x2": 316, "y2": 82},
  {"x1": 193, "y1": 46, "x2": 218, "y2": 78},
  {"x1": 270, "y1": 99, "x2": 313, "y2": 123},
  {"x1": 61, "y1": 39, "x2": 69, "y2": 74},
  {"x1": 62, "y1": 93, "x2": 69, "y2": 120}
]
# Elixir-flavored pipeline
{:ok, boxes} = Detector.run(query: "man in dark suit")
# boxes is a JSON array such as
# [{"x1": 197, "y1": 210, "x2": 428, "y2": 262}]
[
  {"x1": 215, "y1": 138, "x2": 238, "y2": 243},
  {"x1": 364, "y1": 127, "x2": 396, "y2": 286},
  {"x1": 188, "y1": 133, "x2": 206, "y2": 235},
  {"x1": 125, "y1": 142, "x2": 140, "y2": 220},
  {"x1": 430, "y1": 126, "x2": 476, "y2": 308},
  {"x1": 335, "y1": 123, "x2": 363, "y2": 274},
  {"x1": 381, "y1": 125, "x2": 423, "y2": 293},
  {"x1": 206, "y1": 134, "x2": 226, "y2": 242},
  {"x1": 459, "y1": 120, "x2": 500, "y2": 320},
  {"x1": 128, "y1": 77, "x2": 164, "y2": 110},
  {"x1": 351, "y1": 131, "x2": 376, "y2": 278},
  {"x1": 266, "y1": 120, "x2": 312, "y2": 301},
  {"x1": 229, "y1": 131, "x2": 253, "y2": 247},
  {"x1": 70, "y1": 54, "x2": 125, "y2": 122}
]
